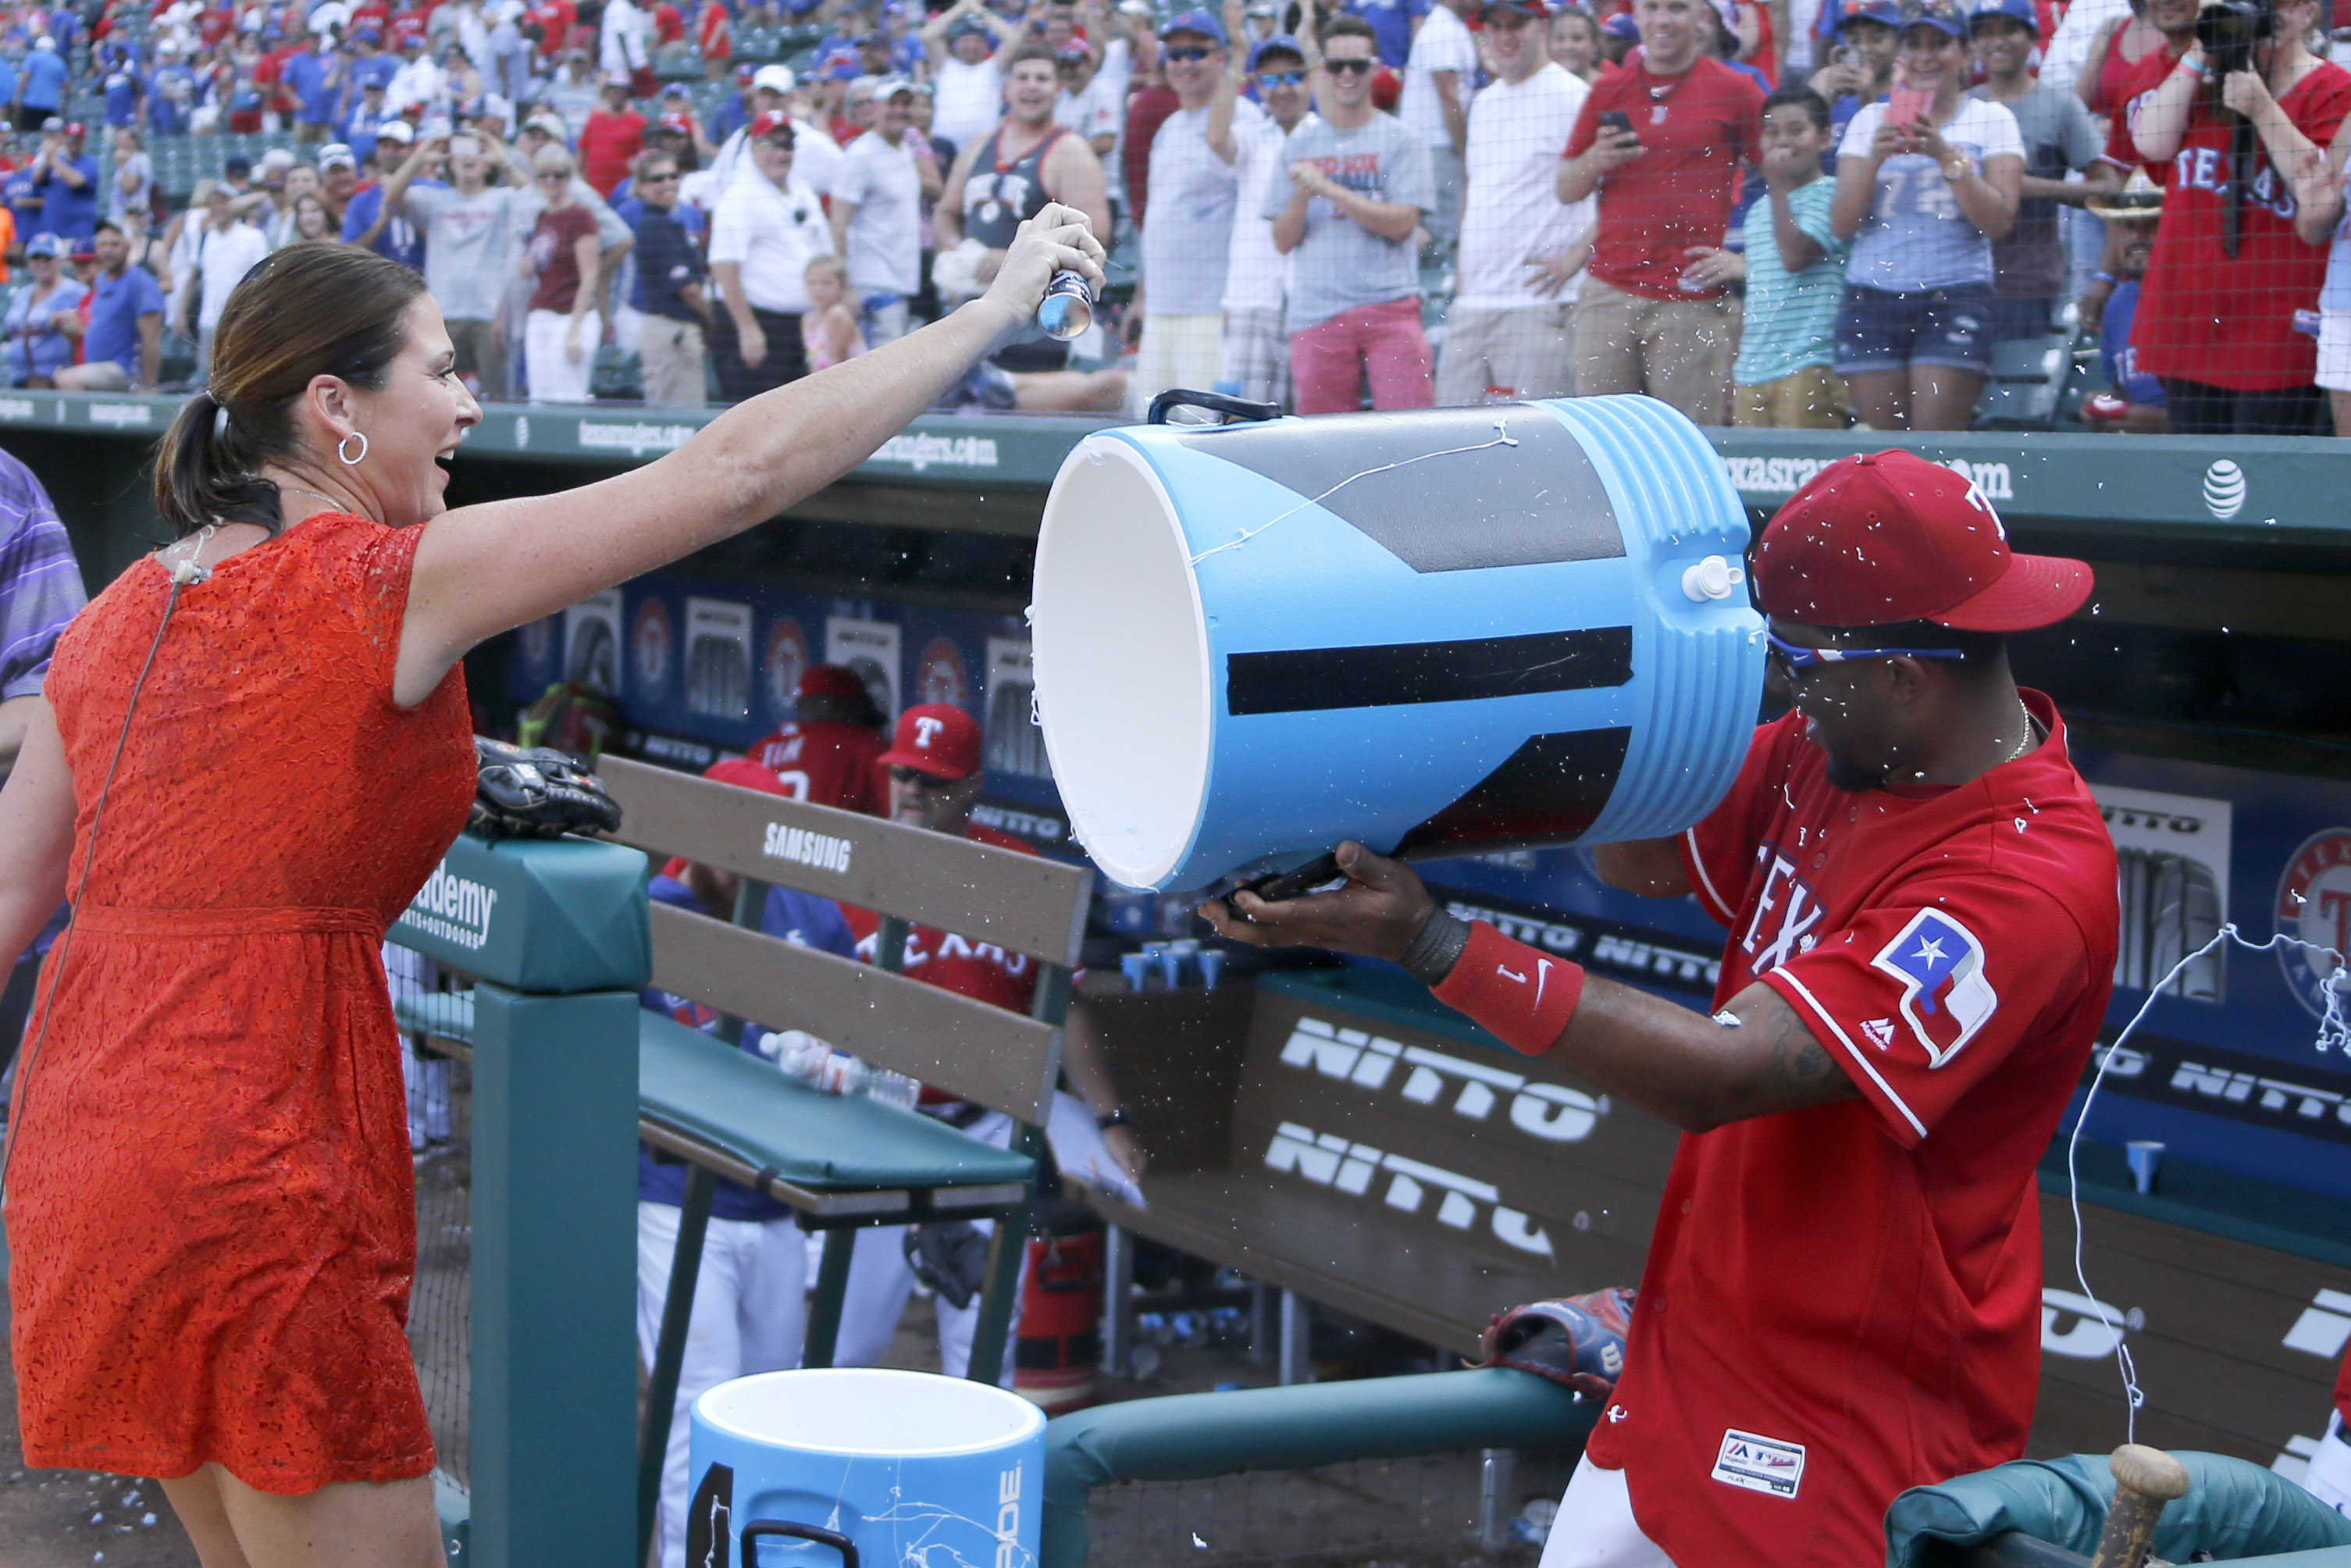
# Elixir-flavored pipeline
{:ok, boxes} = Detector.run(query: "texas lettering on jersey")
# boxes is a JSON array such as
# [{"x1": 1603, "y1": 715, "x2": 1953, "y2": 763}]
[
  {"x1": 1737, "y1": 846, "x2": 1827, "y2": 977},
  {"x1": 2171, "y1": 144, "x2": 2298, "y2": 219}
]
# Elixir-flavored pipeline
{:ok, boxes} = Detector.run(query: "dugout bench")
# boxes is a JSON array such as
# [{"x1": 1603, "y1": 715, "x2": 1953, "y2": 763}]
[{"x1": 391, "y1": 763, "x2": 1092, "y2": 1566}]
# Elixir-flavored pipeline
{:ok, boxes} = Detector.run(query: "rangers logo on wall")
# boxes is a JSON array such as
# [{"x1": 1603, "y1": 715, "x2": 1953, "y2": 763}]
[
  {"x1": 2275, "y1": 829, "x2": 2351, "y2": 1021},
  {"x1": 632, "y1": 597, "x2": 673, "y2": 693}
]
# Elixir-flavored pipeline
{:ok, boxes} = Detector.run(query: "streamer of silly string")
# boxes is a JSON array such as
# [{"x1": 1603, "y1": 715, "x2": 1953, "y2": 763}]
[
  {"x1": 1185, "y1": 419, "x2": 1523, "y2": 566},
  {"x1": 2067, "y1": 923, "x2": 2349, "y2": 1443}
]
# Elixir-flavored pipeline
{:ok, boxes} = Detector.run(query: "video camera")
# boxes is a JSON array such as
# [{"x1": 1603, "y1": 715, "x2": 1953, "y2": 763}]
[{"x1": 2196, "y1": 0, "x2": 2272, "y2": 80}]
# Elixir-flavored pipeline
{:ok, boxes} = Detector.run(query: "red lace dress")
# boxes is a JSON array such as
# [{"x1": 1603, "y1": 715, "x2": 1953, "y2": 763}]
[{"x1": 7, "y1": 511, "x2": 475, "y2": 1491}]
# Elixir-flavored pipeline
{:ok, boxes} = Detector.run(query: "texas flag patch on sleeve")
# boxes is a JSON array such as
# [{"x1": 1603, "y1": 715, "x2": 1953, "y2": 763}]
[{"x1": 1868, "y1": 909, "x2": 1998, "y2": 1067}]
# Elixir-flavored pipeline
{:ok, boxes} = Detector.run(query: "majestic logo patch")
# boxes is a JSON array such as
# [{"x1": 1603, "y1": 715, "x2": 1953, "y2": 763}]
[
  {"x1": 1712, "y1": 1428, "x2": 1806, "y2": 1498},
  {"x1": 1861, "y1": 1018, "x2": 1897, "y2": 1050},
  {"x1": 1869, "y1": 909, "x2": 1997, "y2": 1066}
]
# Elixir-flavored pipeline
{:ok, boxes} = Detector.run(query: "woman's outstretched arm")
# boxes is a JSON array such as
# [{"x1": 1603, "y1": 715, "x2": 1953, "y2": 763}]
[{"x1": 394, "y1": 205, "x2": 1103, "y2": 707}]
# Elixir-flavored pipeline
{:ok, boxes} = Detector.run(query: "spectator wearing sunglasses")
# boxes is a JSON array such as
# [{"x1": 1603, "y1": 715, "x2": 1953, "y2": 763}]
[
  {"x1": 1438, "y1": 0, "x2": 1590, "y2": 404},
  {"x1": 1208, "y1": 20, "x2": 1313, "y2": 408},
  {"x1": 1269, "y1": 13, "x2": 1437, "y2": 412},
  {"x1": 629, "y1": 151, "x2": 712, "y2": 404},
  {"x1": 1129, "y1": 8, "x2": 1246, "y2": 414}
]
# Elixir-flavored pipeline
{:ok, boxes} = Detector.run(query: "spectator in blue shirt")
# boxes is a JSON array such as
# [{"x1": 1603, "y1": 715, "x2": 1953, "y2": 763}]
[
  {"x1": 3, "y1": 235, "x2": 87, "y2": 386},
  {"x1": 30, "y1": 123, "x2": 101, "y2": 248},
  {"x1": 148, "y1": 41, "x2": 200, "y2": 136},
  {"x1": 14, "y1": 34, "x2": 69, "y2": 130},
  {"x1": 709, "y1": 61, "x2": 757, "y2": 142},
  {"x1": 283, "y1": 35, "x2": 345, "y2": 142},
  {"x1": 351, "y1": 27, "x2": 401, "y2": 94},
  {"x1": 1347, "y1": 0, "x2": 1429, "y2": 67},
  {"x1": 0, "y1": 52, "x2": 20, "y2": 110},
  {"x1": 340, "y1": 80, "x2": 391, "y2": 166},
  {"x1": 625, "y1": 148, "x2": 711, "y2": 404},
  {"x1": 5, "y1": 160, "x2": 43, "y2": 248},
  {"x1": 55, "y1": 220, "x2": 162, "y2": 390},
  {"x1": 101, "y1": 52, "x2": 146, "y2": 129},
  {"x1": 341, "y1": 120, "x2": 438, "y2": 269}
]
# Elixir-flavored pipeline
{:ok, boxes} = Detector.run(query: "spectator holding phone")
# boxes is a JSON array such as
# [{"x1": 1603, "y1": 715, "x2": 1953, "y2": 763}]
[
  {"x1": 1807, "y1": 0, "x2": 1899, "y2": 155},
  {"x1": 1828, "y1": 0, "x2": 2022, "y2": 429},
  {"x1": 1555, "y1": 0, "x2": 1765, "y2": 424},
  {"x1": 2130, "y1": 0, "x2": 2349, "y2": 434}
]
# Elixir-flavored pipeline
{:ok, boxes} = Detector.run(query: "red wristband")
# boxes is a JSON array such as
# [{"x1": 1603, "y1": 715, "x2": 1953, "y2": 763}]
[{"x1": 1429, "y1": 921, "x2": 1585, "y2": 1057}]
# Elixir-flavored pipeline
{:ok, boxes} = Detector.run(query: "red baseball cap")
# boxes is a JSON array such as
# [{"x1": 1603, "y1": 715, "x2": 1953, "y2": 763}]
[
  {"x1": 878, "y1": 704, "x2": 981, "y2": 781},
  {"x1": 1752, "y1": 451, "x2": 2092, "y2": 632},
  {"x1": 796, "y1": 663, "x2": 866, "y2": 700},
  {"x1": 748, "y1": 109, "x2": 796, "y2": 141},
  {"x1": 704, "y1": 757, "x2": 789, "y2": 794}
]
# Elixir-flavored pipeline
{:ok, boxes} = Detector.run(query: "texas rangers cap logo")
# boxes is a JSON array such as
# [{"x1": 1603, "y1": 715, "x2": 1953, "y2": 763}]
[{"x1": 1868, "y1": 909, "x2": 1998, "y2": 1067}]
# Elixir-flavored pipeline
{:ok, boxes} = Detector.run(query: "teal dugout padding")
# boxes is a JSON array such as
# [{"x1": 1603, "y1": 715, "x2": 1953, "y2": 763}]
[
  {"x1": 1040, "y1": 1368, "x2": 1596, "y2": 1568},
  {"x1": 1885, "y1": 1452, "x2": 2351, "y2": 1566},
  {"x1": 386, "y1": 830, "x2": 651, "y2": 1568},
  {"x1": 390, "y1": 831, "x2": 651, "y2": 994}
]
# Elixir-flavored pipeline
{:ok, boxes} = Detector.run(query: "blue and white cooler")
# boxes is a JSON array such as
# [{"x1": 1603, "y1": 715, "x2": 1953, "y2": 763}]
[
  {"x1": 686, "y1": 1367, "x2": 1047, "y2": 1567},
  {"x1": 1028, "y1": 394, "x2": 1768, "y2": 893}
]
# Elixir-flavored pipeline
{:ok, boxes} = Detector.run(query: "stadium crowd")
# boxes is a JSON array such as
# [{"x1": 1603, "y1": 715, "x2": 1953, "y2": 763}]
[{"x1": 0, "y1": 0, "x2": 2347, "y2": 431}]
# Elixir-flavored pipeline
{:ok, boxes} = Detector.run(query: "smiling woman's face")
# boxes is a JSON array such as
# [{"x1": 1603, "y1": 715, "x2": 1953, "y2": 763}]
[{"x1": 340, "y1": 294, "x2": 483, "y2": 528}]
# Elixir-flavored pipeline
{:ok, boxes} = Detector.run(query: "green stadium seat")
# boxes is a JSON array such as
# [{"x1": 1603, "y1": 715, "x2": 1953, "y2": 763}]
[{"x1": 1975, "y1": 328, "x2": 2078, "y2": 432}]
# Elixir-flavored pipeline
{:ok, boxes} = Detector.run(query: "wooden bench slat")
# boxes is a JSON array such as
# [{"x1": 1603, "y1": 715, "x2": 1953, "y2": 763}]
[
  {"x1": 601, "y1": 757, "x2": 1090, "y2": 966},
  {"x1": 648, "y1": 900, "x2": 1062, "y2": 1124}
]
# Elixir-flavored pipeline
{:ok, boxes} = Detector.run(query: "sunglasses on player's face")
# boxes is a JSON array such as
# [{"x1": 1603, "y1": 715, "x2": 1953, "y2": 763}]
[
  {"x1": 1765, "y1": 629, "x2": 1965, "y2": 677},
  {"x1": 1323, "y1": 55, "x2": 1376, "y2": 74},
  {"x1": 889, "y1": 764, "x2": 961, "y2": 792}
]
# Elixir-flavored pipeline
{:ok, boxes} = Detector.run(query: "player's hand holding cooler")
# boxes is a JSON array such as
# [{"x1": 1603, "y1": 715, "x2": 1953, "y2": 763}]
[{"x1": 1209, "y1": 451, "x2": 2117, "y2": 1568}]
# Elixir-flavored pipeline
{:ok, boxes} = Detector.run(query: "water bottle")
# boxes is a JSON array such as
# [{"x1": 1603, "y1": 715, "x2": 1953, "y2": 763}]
[{"x1": 1035, "y1": 270, "x2": 1095, "y2": 340}]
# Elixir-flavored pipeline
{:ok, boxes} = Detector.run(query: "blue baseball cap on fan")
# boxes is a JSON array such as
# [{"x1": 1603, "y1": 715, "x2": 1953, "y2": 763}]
[
  {"x1": 1835, "y1": 0, "x2": 1902, "y2": 30},
  {"x1": 1248, "y1": 32, "x2": 1305, "y2": 67},
  {"x1": 1160, "y1": 7, "x2": 1228, "y2": 44},
  {"x1": 1966, "y1": 0, "x2": 2037, "y2": 27}
]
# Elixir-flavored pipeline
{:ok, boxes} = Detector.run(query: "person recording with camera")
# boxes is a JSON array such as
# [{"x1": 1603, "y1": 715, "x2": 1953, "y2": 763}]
[{"x1": 2125, "y1": 0, "x2": 2350, "y2": 433}]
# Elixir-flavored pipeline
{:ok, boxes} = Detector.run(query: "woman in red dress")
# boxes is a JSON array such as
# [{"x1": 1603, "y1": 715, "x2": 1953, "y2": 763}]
[{"x1": 0, "y1": 212, "x2": 1101, "y2": 1566}]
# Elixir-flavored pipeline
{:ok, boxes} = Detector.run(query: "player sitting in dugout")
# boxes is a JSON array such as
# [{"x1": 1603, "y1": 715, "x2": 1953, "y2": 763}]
[{"x1": 1206, "y1": 450, "x2": 2118, "y2": 1568}]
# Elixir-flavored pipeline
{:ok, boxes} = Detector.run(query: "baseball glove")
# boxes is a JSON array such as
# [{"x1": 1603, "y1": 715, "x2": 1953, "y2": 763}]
[
  {"x1": 1476, "y1": 1286, "x2": 1637, "y2": 1397},
  {"x1": 468, "y1": 737, "x2": 623, "y2": 842}
]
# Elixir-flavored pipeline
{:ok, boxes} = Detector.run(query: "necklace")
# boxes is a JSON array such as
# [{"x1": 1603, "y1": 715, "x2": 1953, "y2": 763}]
[
  {"x1": 280, "y1": 484, "x2": 365, "y2": 518},
  {"x1": 2005, "y1": 697, "x2": 2039, "y2": 763}
]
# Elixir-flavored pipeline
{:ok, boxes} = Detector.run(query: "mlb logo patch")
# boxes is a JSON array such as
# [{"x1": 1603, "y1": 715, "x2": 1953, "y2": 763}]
[
  {"x1": 1869, "y1": 909, "x2": 1998, "y2": 1067},
  {"x1": 1712, "y1": 1428, "x2": 1805, "y2": 1498}
]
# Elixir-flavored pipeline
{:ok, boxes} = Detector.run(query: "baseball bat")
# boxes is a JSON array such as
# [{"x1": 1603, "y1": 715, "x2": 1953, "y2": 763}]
[{"x1": 2088, "y1": 1443, "x2": 2191, "y2": 1568}]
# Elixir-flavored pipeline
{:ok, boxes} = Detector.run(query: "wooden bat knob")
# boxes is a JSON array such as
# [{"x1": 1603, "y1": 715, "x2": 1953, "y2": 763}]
[{"x1": 2111, "y1": 1444, "x2": 2192, "y2": 1502}]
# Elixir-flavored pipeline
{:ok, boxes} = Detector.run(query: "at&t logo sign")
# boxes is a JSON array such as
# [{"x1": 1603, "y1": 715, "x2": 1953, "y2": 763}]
[{"x1": 2202, "y1": 460, "x2": 2246, "y2": 519}]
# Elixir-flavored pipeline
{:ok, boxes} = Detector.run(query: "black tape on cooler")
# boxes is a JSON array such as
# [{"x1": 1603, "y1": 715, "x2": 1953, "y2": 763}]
[
  {"x1": 1173, "y1": 404, "x2": 1625, "y2": 573},
  {"x1": 1225, "y1": 627, "x2": 1632, "y2": 716},
  {"x1": 1398, "y1": 726, "x2": 1632, "y2": 856}
]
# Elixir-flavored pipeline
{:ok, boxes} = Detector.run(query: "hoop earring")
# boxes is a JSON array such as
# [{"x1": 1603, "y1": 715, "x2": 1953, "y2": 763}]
[{"x1": 337, "y1": 431, "x2": 369, "y2": 466}]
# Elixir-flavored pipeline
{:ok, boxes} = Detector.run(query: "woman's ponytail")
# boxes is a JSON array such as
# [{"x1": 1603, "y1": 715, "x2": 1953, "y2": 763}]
[{"x1": 152, "y1": 387, "x2": 281, "y2": 540}]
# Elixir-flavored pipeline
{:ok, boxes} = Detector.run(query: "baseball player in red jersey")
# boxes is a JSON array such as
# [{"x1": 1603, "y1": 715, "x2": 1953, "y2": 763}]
[
  {"x1": 1206, "y1": 451, "x2": 2119, "y2": 1566},
  {"x1": 832, "y1": 704, "x2": 1144, "y2": 1380},
  {"x1": 2302, "y1": 1347, "x2": 2351, "y2": 1516},
  {"x1": 744, "y1": 663, "x2": 891, "y2": 814}
]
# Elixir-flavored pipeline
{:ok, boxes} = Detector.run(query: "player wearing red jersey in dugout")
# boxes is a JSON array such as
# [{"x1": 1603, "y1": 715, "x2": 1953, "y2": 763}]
[
  {"x1": 745, "y1": 661, "x2": 891, "y2": 814},
  {"x1": 1204, "y1": 449, "x2": 2121, "y2": 1566}
]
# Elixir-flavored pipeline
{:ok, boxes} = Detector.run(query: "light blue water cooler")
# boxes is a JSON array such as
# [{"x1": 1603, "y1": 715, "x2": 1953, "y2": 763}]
[
  {"x1": 1028, "y1": 394, "x2": 1768, "y2": 893},
  {"x1": 686, "y1": 1367, "x2": 1046, "y2": 1567}
]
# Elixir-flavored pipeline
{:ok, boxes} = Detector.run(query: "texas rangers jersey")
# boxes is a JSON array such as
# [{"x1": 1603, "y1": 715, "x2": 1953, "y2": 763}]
[
  {"x1": 842, "y1": 819, "x2": 1042, "y2": 1017},
  {"x1": 745, "y1": 719, "x2": 889, "y2": 816},
  {"x1": 1583, "y1": 690, "x2": 2118, "y2": 1566}
]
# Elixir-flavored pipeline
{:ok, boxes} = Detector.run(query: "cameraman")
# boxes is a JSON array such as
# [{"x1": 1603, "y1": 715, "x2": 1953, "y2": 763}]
[{"x1": 2126, "y1": 0, "x2": 2350, "y2": 433}]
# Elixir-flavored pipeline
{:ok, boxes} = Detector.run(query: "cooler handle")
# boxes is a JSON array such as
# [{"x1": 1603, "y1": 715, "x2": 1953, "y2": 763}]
[
  {"x1": 743, "y1": 1519, "x2": 860, "y2": 1568},
  {"x1": 1146, "y1": 388, "x2": 1283, "y2": 426}
]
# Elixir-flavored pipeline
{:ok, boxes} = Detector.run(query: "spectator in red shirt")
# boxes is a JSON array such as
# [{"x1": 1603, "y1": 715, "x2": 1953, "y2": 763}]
[
  {"x1": 2125, "y1": 0, "x2": 2348, "y2": 433},
  {"x1": 579, "y1": 72, "x2": 648, "y2": 194},
  {"x1": 1555, "y1": 0, "x2": 1764, "y2": 424},
  {"x1": 527, "y1": 0, "x2": 575, "y2": 56},
  {"x1": 743, "y1": 664, "x2": 892, "y2": 815},
  {"x1": 1205, "y1": 451, "x2": 2115, "y2": 1568},
  {"x1": 696, "y1": 0, "x2": 732, "y2": 77}
]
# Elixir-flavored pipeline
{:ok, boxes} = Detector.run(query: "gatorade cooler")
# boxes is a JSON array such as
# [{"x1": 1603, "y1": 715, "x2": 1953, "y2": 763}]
[
  {"x1": 1013, "y1": 1216, "x2": 1106, "y2": 1413},
  {"x1": 687, "y1": 1367, "x2": 1046, "y2": 1567},
  {"x1": 1029, "y1": 394, "x2": 1765, "y2": 893}
]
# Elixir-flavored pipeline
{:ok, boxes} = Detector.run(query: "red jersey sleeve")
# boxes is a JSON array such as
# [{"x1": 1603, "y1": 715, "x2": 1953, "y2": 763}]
[
  {"x1": 1731, "y1": 73, "x2": 1765, "y2": 167},
  {"x1": 1757, "y1": 873, "x2": 2094, "y2": 1149},
  {"x1": 1679, "y1": 718, "x2": 1795, "y2": 928},
  {"x1": 1564, "y1": 84, "x2": 1604, "y2": 160}
]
